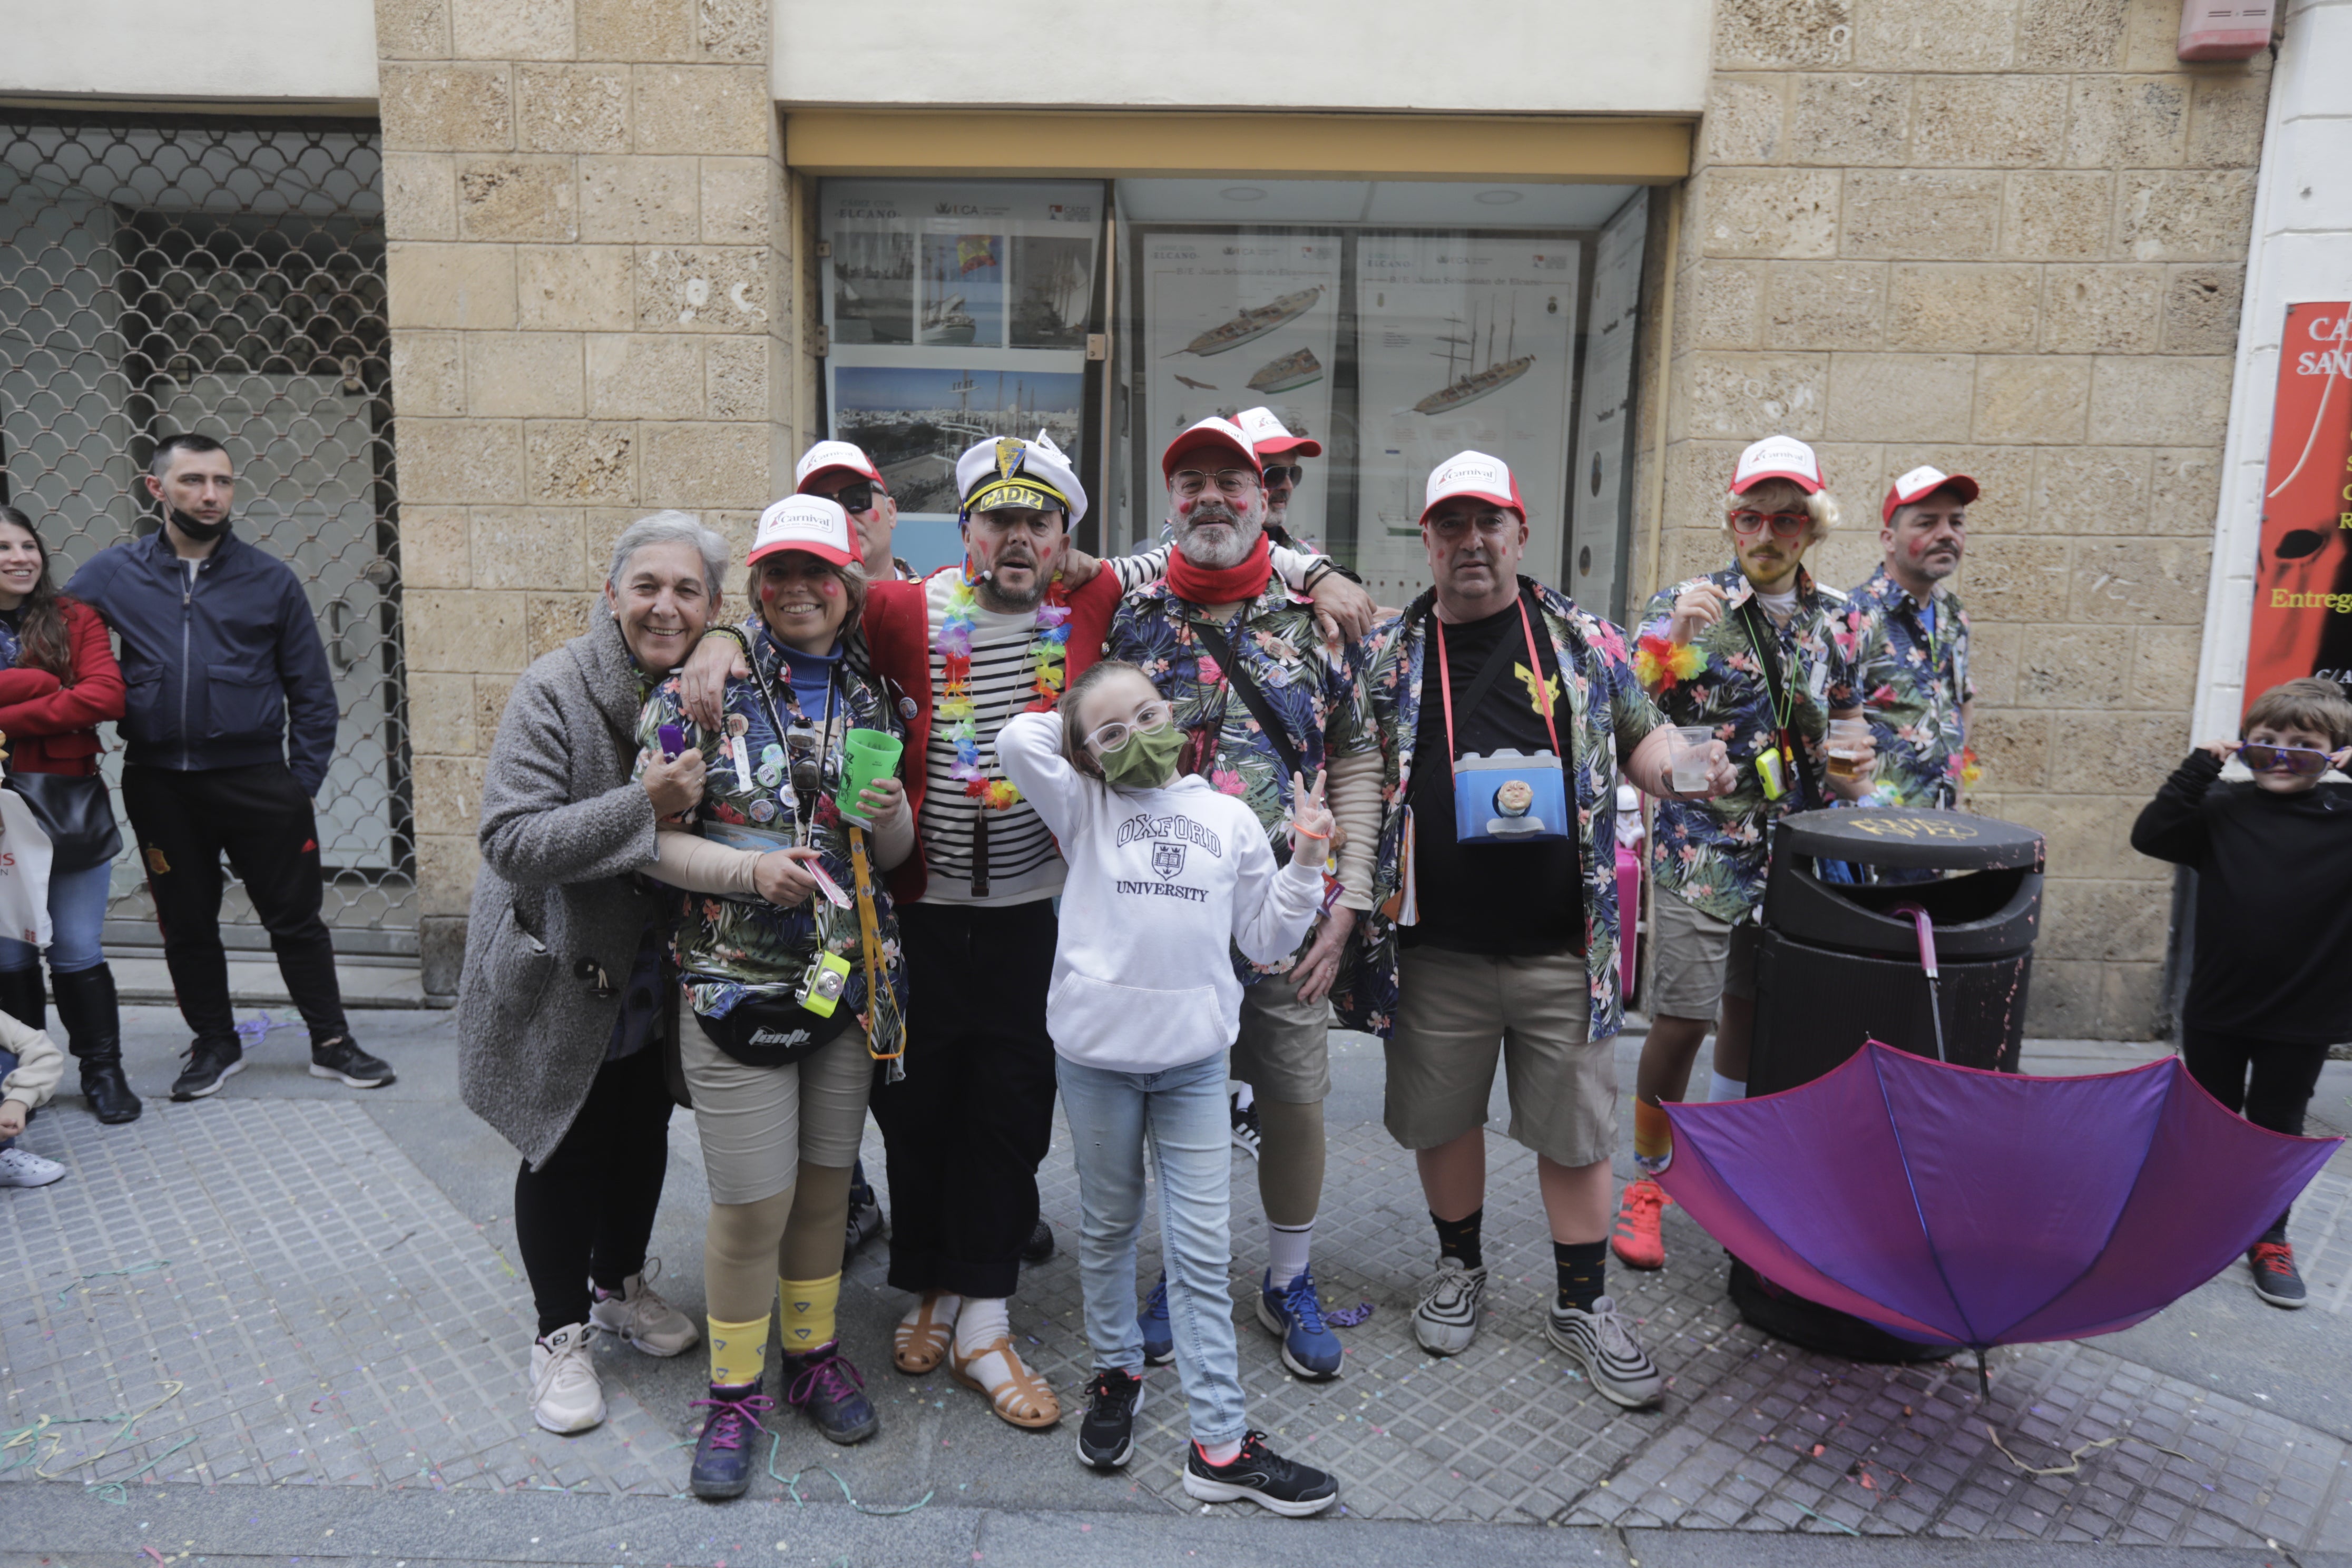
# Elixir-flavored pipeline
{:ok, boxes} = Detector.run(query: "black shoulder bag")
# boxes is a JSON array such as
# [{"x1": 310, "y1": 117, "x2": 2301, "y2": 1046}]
[{"x1": 5, "y1": 771, "x2": 124, "y2": 872}]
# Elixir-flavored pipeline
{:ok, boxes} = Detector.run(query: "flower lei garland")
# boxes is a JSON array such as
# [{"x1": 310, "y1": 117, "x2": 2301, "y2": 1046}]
[
  {"x1": 1634, "y1": 633, "x2": 1706, "y2": 691},
  {"x1": 937, "y1": 569, "x2": 1072, "y2": 809}
]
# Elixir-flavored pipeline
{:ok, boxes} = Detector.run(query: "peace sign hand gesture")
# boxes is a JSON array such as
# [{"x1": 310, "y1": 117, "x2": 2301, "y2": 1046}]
[{"x1": 1287, "y1": 768, "x2": 1334, "y2": 857}]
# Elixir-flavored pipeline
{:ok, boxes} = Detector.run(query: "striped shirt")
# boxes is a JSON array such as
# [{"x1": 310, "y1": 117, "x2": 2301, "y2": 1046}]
[{"x1": 915, "y1": 544, "x2": 1316, "y2": 906}]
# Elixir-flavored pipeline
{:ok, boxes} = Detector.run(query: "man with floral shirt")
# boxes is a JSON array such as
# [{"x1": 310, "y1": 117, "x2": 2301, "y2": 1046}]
[
  {"x1": 1614, "y1": 435, "x2": 1873, "y2": 1273},
  {"x1": 1846, "y1": 466, "x2": 1977, "y2": 809},
  {"x1": 1331, "y1": 451, "x2": 1729, "y2": 1409},
  {"x1": 1108, "y1": 415, "x2": 1384, "y2": 1384}
]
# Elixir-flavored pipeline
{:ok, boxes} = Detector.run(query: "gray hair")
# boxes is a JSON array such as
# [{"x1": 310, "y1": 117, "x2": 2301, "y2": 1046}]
[{"x1": 606, "y1": 511, "x2": 730, "y2": 595}]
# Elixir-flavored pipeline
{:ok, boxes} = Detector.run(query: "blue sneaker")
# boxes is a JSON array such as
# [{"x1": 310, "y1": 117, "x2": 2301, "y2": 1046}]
[
  {"x1": 688, "y1": 1383, "x2": 774, "y2": 1500},
  {"x1": 1139, "y1": 1274, "x2": 1175, "y2": 1366},
  {"x1": 1255, "y1": 1268, "x2": 1342, "y2": 1380}
]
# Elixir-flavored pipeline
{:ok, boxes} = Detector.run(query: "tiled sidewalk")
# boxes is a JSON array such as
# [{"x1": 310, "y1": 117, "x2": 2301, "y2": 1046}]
[{"x1": 4, "y1": 1045, "x2": 2348, "y2": 1553}]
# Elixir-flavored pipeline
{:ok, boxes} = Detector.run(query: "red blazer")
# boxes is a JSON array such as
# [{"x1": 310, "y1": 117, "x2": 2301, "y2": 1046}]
[
  {"x1": 862, "y1": 571, "x2": 1119, "y2": 906},
  {"x1": 0, "y1": 599, "x2": 126, "y2": 777}
]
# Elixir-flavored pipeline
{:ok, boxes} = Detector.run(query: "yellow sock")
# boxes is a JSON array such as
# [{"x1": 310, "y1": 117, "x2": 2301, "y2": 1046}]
[
  {"x1": 779, "y1": 1273, "x2": 841, "y2": 1353},
  {"x1": 1633, "y1": 1099, "x2": 1674, "y2": 1170},
  {"x1": 707, "y1": 1314, "x2": 771, "y2": 1388}
]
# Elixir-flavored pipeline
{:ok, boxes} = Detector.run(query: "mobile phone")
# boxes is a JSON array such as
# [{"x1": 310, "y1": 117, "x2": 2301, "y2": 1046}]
[{"x1": 658, "y1": 723, "x2": 688, "y2": 761}]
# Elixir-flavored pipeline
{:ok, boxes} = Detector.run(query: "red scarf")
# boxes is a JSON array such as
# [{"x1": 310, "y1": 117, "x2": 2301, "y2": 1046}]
[{"x1": 1165, "y1": 533, "x2": 1273, "y2": 605}]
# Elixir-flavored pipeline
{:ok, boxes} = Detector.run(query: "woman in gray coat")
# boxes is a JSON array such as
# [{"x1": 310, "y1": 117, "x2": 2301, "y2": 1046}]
[{"x1": 457, "y1": 511, "x2": 728, "y2": 1436}]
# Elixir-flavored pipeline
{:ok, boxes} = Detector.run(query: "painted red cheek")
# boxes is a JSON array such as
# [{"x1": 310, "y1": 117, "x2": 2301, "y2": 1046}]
[
  {"x1": 1175, "y1": 496, "x2": 1198, "y2": 515},
  {"x1": 820, "y1": 579, "x2": 839, "y2": 597},
  {"x1": 759, "y1": 580, "x2": 777, "y2": 603}
]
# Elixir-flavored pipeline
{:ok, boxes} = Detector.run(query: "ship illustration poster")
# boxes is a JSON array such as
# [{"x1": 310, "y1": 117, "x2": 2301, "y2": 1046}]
[
  {"x1": 1169, "y1": 287, "x2": 1325, "y2": 357},
  {"x1": 1248, "y1": 347, "x2": 1324, "y2": 394}
]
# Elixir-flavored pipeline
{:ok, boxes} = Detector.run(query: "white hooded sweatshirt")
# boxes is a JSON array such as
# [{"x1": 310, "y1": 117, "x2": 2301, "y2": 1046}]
[{"x1": 997, "y1": 710, "x2": 1325, "y2": 1074}]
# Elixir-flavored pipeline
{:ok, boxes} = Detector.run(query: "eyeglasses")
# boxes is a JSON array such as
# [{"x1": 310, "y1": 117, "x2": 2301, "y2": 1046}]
[
  {"x1": 1260, "y1": 463, "x2": 1305, "y2": 487},
  {"x1": 1730, "y1": 510, "x2": 1812, "y2": 539},
  {"x1": 1171, "y1": 468, "x2": 1260, "y2": 501},
  {"x1": 2240, "y1": 742, "x2": 2334, "y2": 775},
  {"x1": 816, "y1": 481, "x2": 884, "y2": 514},
  {"x1": 1085, "y1": 702, "x2": 1175, "y2": 753}
]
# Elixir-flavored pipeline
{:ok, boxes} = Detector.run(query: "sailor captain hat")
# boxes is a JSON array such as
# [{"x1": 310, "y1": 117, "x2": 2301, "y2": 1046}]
[{"x1": 954, "y1": 432, "x2": 1088, "y2": 526}]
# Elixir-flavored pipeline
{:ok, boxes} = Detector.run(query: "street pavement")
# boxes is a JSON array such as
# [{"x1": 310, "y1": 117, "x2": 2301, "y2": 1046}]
[{"x1": 4, "y1": 1003, "x2": 2349, "y2": 1568}]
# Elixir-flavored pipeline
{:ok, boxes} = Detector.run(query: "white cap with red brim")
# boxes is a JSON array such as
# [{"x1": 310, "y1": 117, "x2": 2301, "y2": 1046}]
[
  {"x1": 748, "y1": 494, "x2": 860, "y2": 569},
  {"x1": 793, "y1": 439, "x2": 884, "y2": 494},
  {"x1": 1233, "y1": 405, "x2": 1323, "y2": 459},
  {"x1": 1731, "y1": 434, "x2": 1824, "y2": 495},
  {"x1": 1419, "y1": 450, "x2": 1526, "y2": 525},
  {"x1": 1161, "y1": 415, "x2": 1263, "y2": 480},
  {"x1": 1881, "y1": 464, "x2": 1980, "y2": 522}
]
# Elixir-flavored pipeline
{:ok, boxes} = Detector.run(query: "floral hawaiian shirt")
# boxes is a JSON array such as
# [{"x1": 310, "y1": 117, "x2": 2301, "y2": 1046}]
[
  {"x1": 1331, "y1": 580, "x2": 1663, "y2": 1042},
  {"x1": 632, "y1": 623, "x2": 908, "y2": 1031},
  {"x1": 1843, "y1": 565, "x2": 1973, "y2": 809},
  {"x1": 1635, "y1": 564, "x2": 1857, "y2": 923},
  {"x1": 1108, "y1": 569, "x2": 1377, "y2": 974}
]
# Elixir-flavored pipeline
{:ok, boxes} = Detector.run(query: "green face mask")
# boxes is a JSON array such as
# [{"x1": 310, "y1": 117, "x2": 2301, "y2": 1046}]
[{"x1": 1097, "y1": 722, "x2": 1182, "y2": 791}]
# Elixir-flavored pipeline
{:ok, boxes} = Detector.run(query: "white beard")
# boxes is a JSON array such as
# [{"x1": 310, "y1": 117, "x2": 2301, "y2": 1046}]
[{"x1": 1174, "y1": 509, "x2": 1263, "y2": 570}]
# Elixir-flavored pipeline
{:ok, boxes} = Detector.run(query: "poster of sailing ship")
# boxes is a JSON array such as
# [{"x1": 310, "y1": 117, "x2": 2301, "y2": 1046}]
[
  {"x1": 830, "y1": 364, "x2": 1085, "y2": 519},
  {"x1": 1351, "y1": 233, "x2": 1580, "y2": 594},
  {"x1": 829, "y1": 228, "x2": 915, "y2": 345},
  {"x1": 918, "y1": 232, "x2": 1004, "y2": 348},
  {"x1": 1010, "y1": 236, "x2": 1094, "y2": 350},
  {"x1": 1137, "y1": 233, "x2": 1342, "y2": 534}
]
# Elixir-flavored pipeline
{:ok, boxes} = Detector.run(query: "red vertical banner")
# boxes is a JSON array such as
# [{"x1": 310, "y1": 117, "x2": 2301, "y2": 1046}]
[{"x1": 2245, "y1": 302, "x2": 2352, "y2": 713}]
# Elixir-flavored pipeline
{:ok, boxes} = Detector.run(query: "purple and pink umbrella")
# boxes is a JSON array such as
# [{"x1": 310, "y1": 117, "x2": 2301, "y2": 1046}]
[{"x1": 1658, "y1": 1042, "x2": 2340, "y2": 1391}]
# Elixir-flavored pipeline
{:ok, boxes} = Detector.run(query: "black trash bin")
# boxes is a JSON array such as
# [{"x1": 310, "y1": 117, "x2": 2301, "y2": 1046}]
[{"x1": 1728, "y1": 806, "x2": 2046, "y2": 1361}]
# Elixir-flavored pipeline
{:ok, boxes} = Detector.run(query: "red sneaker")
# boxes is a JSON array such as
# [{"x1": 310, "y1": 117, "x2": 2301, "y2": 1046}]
[{"x1": 1611, "y1": 1177, "x2": 1671, "y2": 1270}]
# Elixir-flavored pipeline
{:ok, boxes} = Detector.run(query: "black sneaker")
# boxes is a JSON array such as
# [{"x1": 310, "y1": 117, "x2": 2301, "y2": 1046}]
[
  {"x1": 1075, "y1": 1367, "x2": 1143, "y2": 1471},
  {"x1": 1020, "y1": 1219, "x2": 1056, "y2": 1264},
  {"x1": 844, "y1": 1160, "x2": 886, "y2": 1254},
  {"x1": 2250, "y1": 1240, "x2": 2308, "y2": 1309},
  {"x1": 1181, "y1": 1430, "x2": 1339, "y2": 1516},
  {"x1": 1230, "y1": 1091, "x2": 1261, "y2": 1160},
  {"x1": 310, "y1": 1036, "x2": 396, "y2": 1089},
  {"x1": 170, "y1": 1037, "x2": 245, "y2": 1101},
  {"x1": 779, "y1": 1340, "x2": 879, "y2": 1444}
]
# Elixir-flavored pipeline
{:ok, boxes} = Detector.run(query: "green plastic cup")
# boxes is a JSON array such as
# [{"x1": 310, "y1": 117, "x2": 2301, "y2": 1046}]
[{"x1": 837, "y1": 728, "x2": 905, "y2": 825}]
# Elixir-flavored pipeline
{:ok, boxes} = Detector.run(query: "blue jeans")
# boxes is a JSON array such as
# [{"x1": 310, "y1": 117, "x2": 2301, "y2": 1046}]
[
  {"x1": 0, "y1": 1046, "x2": 17, "y2": 1151},
  {"x1": 0, "y1": 860, "x2": 114, "y2": 975},
  {"x1": 1056, "y1": 1050, "x2": 1247, "y2": 1447}
]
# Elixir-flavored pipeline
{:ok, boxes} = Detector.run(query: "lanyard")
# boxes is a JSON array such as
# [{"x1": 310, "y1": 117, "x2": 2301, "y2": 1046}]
[
  {"x1": 1739, "y1": 596, "x2": 1796, "y2": 736},
  {"x1": 749, "y1": 648, "x2": 840, "y2": 850},
  {"x1": 1434, "y1": 594, "x2": 1562, "y2": 761}
]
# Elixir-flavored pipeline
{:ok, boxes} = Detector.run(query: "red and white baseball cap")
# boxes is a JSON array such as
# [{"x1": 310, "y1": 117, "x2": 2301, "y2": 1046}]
[
  {"x1": 1731, "y1": 435, "x2": 1824, "y2": 496},
  {"x1": 1881, "y1": 464, "x2": 1979, "y2": 522},
  {"x1": 1419, "y1": 450, "x2": 1526, "y2": 525},
  {"x1": 1162, "y1": 415, "x2": 1263, "y2": 480},
  {"x1": 793, "y1": 439, "x2": 884, "y2": 495},
  {"x1": 1233, "y1": 406, "x2": 1324, "y2": 459},
  {"x1": 748, "y1": 494, "x2": 859, "y2": 569}
]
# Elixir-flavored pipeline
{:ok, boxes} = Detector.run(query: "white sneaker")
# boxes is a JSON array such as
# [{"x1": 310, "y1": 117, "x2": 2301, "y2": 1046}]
[
  {"x1": 529, "y1": 1324, "x2": 607, "y2": 1434},
  {"x1": 587, "y1": 1260, "x2": 700, "y2": 1356},
  {"x1": 1412, "y1": 1258, "x2": 1487, "y2": 1356},
  {"x1": 0, "y1": 1147, "x2": 65, "y2": 1188}
]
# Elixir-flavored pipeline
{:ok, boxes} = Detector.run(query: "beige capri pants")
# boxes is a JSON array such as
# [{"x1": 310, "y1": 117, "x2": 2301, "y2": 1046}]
[{"x1": 678, "y1": 1018, "x2": 873, "y2": 1206}]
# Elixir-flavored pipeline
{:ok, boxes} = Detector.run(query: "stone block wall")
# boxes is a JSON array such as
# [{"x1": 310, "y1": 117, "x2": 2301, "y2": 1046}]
[
  {"x1": 376, "y1": 0, "x2": 789, "y2": 993},
  {"x1": 1642, "y1": 0, "x2": 2269, "y2": 1037}
]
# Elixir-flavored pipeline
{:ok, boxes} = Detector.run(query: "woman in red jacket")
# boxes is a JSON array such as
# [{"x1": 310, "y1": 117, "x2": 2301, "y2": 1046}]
[{"x1": 0, "y1": 505, "x2": 136, "y2": 1123}]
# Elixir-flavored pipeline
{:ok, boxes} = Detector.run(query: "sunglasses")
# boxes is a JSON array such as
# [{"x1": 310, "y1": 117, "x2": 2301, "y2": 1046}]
[
  {"x1": 816, "y1": 482, "x2": 884, "y2": 514},
  {"x1": 1260, "y1": 463, "x2": 1305, "y2": 487},
  {"x1": 2240, "y1": 742, "x2": 2334, "y2": 775},
  {"x1": 1730, "y1": 509, "x2": 1812, "y2": 539},
  {"x1": 1085, "y1": 702, "x2": 1174, "y2": 754}
]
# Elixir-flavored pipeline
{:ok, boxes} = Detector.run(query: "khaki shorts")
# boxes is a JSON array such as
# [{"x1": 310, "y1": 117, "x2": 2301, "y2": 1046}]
[
  {"x1": 1229, "y1": 967, "x2": 1332, "y2": 1104},
  {"x1": 680, "y1": 1015, "x2": 874, "y2": 1206},
  {"x1": 1648, "y1": 892, "x2": 1758, "y2": 1023},
  {"x1": 1385, "y1": 946, "x2": 1612, "y2": 1170}
]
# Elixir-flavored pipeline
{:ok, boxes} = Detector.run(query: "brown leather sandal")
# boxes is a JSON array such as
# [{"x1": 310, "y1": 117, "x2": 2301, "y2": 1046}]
[
  {"x1": 947, "y1": 1336, "x2": 1062, "y2": 1428},
  {"x1": 892, "y1": 1291, "x2": 956, "y2": 1375}
]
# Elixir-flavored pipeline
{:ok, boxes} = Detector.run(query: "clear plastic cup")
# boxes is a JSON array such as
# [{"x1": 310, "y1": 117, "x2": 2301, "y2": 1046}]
[
  {"x1": 1671, "y1": 726, "x2": 1715, "y2": 792},
  {"x1": 1826, "y1": 718, "x2": 1872, "y2": 781}
]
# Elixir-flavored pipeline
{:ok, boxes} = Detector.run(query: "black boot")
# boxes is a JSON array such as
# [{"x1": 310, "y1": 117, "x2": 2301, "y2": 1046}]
[
  {"x1": 52, "y1": 965, "x2": 142, "y2": 1125},
  {"x1": 0, "y1": 966, "x2": 44, "y2": 1032}
]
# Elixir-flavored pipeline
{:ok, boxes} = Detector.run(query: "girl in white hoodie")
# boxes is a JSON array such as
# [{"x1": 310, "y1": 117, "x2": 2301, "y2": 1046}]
[{"x1": 997, "y1": 660, "x2": 1339, "y2": 1516}]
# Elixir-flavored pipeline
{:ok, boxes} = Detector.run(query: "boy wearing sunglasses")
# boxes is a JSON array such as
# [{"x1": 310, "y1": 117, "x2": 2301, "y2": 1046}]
[
  {"x1": 2130, "y1": 677, "x2": 2352, "y2": 1310},
  {"x1": 1616, "y1": 435, "x2": 1872, "y2": 1273}
]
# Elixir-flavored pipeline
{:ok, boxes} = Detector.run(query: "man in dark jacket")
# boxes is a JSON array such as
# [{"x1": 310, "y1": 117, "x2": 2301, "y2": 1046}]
[{"x1": 66, "y1": 433, "x2": 393, "y2": 1099}]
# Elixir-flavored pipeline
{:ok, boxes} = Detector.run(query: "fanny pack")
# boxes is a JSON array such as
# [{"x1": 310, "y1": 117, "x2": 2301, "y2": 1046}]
[{"x1": 694, "y1": 986, "x2": 856, "y2": 1068}]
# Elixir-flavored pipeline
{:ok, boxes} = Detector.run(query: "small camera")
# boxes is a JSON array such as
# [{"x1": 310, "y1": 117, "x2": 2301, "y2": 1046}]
[{"x1": 795, "y1": 951, "x2": 852, "y2": 1017}]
